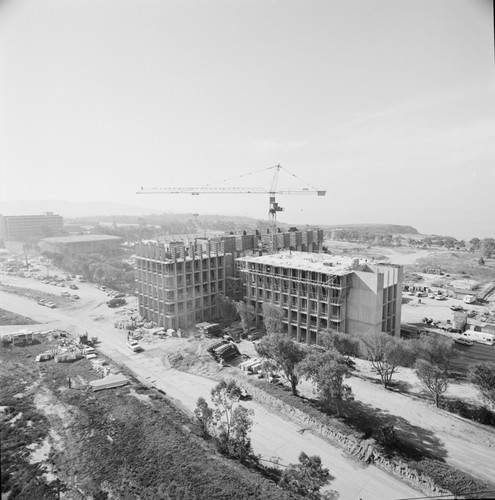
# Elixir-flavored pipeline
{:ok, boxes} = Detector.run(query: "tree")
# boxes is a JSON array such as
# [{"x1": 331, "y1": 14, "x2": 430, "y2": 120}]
[
  {"x1": 255, "y1": 333, "x2": 306, "y2": 395},
  {"x1": 415, "y1": 359, "x2": 449, "y2": 407},
  {"x1": 469, "y1": 237, "x2": 481, "y2": 251},
  {"x1": 413, "y1": 334, "x2": 453, "y2": 371},
  {"x1": 469, "y1": 362, "x2": 495, "y2": 409},
  {"x1": 318, "y1": 329, "x2": 360, "y2": 357},
  {"x1": 209, "y1": 379, "x2": 254, "y2": 462},
  {"x1": 300, "y1": 350, "x2": 353, "y2": 416},
  {"x1": 279, "y1": 452, "x2": 332, "y2": 500},
  {"x1": 262, "y1": 302, "x2": 285, "y2": 334},
  {"x1": 481, "y1": 238, "x2": 495, "y2": 259},
  {"x1": 195, "y1": 380, "x2": 255, "y2": 462},
  {"x1": 357, "y1": 332, "x2": 412, "y2": 388},
  {"x1": 479, "y1": 257, "x2": 485, "y2": 265},
  {"x1": 194, "y1": 396, "x2": 214, "y2": 438},
  {"x1": 215, "y1": 294, "x2": 239, "y2": 326},
  {"x1": 234, "y1": 300, "x2": 255, "y2": 334},
  {"x1": 227, "y1": 406, "x2": 254, "y2": 463}
]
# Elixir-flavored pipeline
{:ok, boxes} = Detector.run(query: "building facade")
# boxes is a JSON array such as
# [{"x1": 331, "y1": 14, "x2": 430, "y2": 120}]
[
  {"x1": 39, "y1": 235, "x2": 122, "y2": 256},
  {"x1": 135, "y1": 241, "x2": 227, "y2": 329},
  {"x1": 0, "y1": 212, "x2": 63, "y2": 241},
  {"x1": 236, "y1": 251, "x2": 403, "y2": 342}
]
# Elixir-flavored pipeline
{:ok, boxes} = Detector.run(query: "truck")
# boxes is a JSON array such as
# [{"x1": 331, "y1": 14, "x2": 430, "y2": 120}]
[
  {"x1": 463, "y1": 295, "x2": 476, "y2": 304},
  {"x1": 458, "y1": 329, "x2": 495, "y2": 346},
  {"x1": 126, "y1": 340, "x2": 142, "y2": 352}
]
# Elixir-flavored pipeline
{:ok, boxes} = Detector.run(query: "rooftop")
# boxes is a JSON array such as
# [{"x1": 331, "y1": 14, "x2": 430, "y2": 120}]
[
  {"x1": 41, "y1": 235, "x2": 122, "y2": 244},
  {"x1": 236, "y1": 251, "x2": 360, "y2": 275}
]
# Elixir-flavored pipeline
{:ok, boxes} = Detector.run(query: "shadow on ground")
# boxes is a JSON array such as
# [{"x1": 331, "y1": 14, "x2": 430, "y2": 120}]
[{"x1": 338, "y1": 398, "x2": 447, "y2": 460}]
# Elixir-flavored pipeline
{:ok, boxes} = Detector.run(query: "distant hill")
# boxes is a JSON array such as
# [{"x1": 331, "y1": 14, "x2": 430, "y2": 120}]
[
  {"x1": 0, "y1": 200, "x2": 158, "y2": 218},
  {"x1": 322, "y1": 223, "x2": 419, "y2": 235}
]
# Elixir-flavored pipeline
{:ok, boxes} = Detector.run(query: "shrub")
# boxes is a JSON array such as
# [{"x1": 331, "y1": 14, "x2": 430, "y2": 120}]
[
  {"x1": 441, "y1": 399, "x2": 495, "y2": 426},
  {"x1": 411, "y1": 459, "x2": 492, "y2": 497}
]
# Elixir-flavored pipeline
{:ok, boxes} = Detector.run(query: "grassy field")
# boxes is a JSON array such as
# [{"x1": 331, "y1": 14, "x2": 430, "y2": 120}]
[
  {"x1": 0, "y1": 336, "x2": 295, "y2": 500},
  {"x1": 0, "y1": 308, "x2": 39, "y2": 326}
]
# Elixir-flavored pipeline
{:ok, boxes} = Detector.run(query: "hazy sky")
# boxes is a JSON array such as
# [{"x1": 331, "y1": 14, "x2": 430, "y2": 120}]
[{"x1": 1, "y1": 0, "x2": 494, "y2": 239}]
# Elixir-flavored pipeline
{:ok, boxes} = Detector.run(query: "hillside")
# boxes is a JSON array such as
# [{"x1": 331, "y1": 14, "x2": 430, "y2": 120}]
[{"x1": 322, "y1": 223, "x2": 419, "y2": 235}]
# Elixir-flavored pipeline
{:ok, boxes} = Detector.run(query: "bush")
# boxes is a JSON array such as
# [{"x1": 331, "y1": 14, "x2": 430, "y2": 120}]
[{"x1": 440, "y1": 399, "x2": 495, "y2": 426}]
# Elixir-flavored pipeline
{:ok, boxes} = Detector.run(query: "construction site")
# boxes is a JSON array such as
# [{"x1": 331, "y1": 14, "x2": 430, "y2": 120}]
[{"x1": 135, "y1": 165, "x2": 403, "y2": 340}]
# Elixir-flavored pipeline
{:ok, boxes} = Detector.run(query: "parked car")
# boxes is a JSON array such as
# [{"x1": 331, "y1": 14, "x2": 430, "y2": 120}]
[
  {"x1": 435, "y1": 295, "x2": 447, "y2": 301},
  {"x1": 107, "y1": 297, "x2": 126, "y2": 308},
  {"x1": 69, "y1": 284, "x2": 79, "y2": 290},
  {"x1": 450, "y1": 305, "x2": 463, "y2": 311},
  {"x1": 61, "y1": 291, "x2": 70, "y2": 297},
  {"x1": 72, "y1": 294, "x2": 80, "y2": 300},
  {"x1": 454, "y1": 337, "x2": 474, "y2": 346},
  {"x1": 45, "y1": 302, "x2": 57, "y2": 308}
]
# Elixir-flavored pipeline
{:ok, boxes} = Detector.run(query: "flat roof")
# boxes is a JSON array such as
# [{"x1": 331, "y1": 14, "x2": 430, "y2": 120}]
[
  {"x1": 41, "y1": 235, "x2": 122, "y2": 244},
  {"x1": 236, "y1": 251, "x2": 359, "y2": 275}
]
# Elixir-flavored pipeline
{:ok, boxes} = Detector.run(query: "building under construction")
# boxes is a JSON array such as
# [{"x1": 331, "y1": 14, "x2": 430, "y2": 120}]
[
  {"x1": 135, "y1": 228, "x2": 324, "y2": 330},
  {"x1": 236, "y1": 251, "x2": 403, "y2": 342}
]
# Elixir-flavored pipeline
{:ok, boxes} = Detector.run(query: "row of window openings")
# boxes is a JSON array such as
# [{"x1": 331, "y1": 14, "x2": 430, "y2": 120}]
[
  {"x1": 142, "y1": 298, "x2": 217, "y2": 314},
  {"x1": 138, "y1": 282, "x2": 224, "y2": 298},
  {"x1": 244, "y1": 265, "x2": 340, "y2": 285},
  {"x1": 137, "y1": 270, "x2": 223, "y2": 285},
  {"x1": 137, "y1": 258, "x2": 224, "y2": 273},
  {"x1": 249, "y1": 277, "x2": 343, "y2": 293},
  {"x1": 250, "y1": 287, "x2": 341, "y2": 304}
]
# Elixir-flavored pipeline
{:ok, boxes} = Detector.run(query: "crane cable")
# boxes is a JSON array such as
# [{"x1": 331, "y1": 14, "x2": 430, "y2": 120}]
[{"x1": 204, "y1": 164, "x2": 318, "y2": 191}]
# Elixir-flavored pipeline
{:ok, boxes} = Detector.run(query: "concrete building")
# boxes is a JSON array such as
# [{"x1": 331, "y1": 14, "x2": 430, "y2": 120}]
[
  {"x1": 236, "y1": 251, "x2": 403, "y2": 343},
  {"x1": 135, "y1": 240, "x2": 227, "y2": 329},
  {"x1": 134, "y1": 228, "x2": 324, "y2": 330},
  {"x1": 0, "y1": 212, "x2": 63, "y2": 241},
  {"x1": 39, "y1": 235, "x2": 122, "y2": 256}
]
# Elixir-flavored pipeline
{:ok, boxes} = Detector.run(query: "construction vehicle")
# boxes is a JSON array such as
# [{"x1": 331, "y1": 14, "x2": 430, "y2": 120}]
[{"x1": 137, "y1": 164, "x2": 326, "y2": 253}]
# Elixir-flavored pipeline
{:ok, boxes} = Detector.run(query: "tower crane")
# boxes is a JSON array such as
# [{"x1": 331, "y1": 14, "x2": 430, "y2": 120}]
[{"x1": 137, "y1": 164, "x2": 326, "y2": 252}]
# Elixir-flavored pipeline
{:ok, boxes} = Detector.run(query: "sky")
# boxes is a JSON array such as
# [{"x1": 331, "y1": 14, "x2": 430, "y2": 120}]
[{"x1": 1, "y1": 0, "x2": 494, "y2": 240}]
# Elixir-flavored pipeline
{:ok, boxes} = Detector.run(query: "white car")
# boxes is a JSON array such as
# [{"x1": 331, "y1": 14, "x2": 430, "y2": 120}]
[
  {"x1": 126, "y1": 340, "x2": 142, "y2": 352},
  {"x1": 435, "y1": 295, "x2": 447, "y2": 301},
  {"x1": 454, "y1": 337, "x2": 474, "y2": 346}
]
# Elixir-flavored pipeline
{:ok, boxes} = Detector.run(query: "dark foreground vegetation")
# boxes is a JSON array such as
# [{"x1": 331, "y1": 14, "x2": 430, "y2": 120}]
[{"x1": 0, "y1": 338, "x2": 301, "y2": 500}]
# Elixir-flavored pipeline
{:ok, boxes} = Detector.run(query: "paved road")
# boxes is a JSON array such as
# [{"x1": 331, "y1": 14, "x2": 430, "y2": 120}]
[{"x1": 1, "y1": 287, "x2": 421, "y2": 500}]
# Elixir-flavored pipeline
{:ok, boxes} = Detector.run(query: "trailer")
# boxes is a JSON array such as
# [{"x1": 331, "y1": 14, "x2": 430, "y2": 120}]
[{"x1": 459, "y1": 329, "x2": 495, "y2": 346}]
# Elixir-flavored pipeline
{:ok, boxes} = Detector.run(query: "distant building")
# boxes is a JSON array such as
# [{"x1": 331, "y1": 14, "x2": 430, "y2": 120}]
[
  {"x1": 39, "y1": 235, "x2": 122, "y2": 256},
  {"x1": 237, "y1": 251, "x2": 403, "y2": 343},
  {"x1": 0, "y1": 212, "x2": 63, "y2": 241}
]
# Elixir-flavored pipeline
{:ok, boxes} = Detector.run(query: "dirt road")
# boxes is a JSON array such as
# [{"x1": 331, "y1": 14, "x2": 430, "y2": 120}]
[{"x1": 0, "y1": 287, "x2": 420, "y2": 500}]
